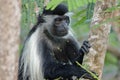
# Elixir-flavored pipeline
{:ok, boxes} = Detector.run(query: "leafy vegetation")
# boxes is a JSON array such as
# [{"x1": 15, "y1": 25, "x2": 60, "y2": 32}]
[
  {"x1": 21, "y1": 0, "x2": 43, "y2": 41},
  {"x1": 46, "y1": 0, "x2": 96, "y2": 11}
]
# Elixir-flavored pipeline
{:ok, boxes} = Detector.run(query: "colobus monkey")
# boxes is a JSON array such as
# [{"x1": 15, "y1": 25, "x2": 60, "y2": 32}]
[{"x1": 18, "y1": 4, "x2": 97, "y2": 80}]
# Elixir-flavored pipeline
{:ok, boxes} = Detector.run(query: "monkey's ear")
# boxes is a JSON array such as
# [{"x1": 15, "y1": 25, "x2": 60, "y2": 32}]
[{"x1": 37, "y1": 14, "x2": 45, "y2": 24}]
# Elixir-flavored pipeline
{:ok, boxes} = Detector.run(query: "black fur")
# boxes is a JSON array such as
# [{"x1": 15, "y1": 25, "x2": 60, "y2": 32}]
[
  {"x1": 43, "y1": 4, "x2": 68, "y2": 15},
  {"x1": 42, "y1": 33, "x2": 94, "y2": 80}
]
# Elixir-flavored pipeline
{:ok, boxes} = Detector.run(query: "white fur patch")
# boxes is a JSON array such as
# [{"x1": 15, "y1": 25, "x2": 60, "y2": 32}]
[
  {"x1": 64, "y1": 12, "x2": 74, "y2": 17},
  {"x1": 20, "y1": 27, "x2": 44, "y2": 80},
  {"x1": 72, "y1": 76, "x2": 77, "y2": 80}
]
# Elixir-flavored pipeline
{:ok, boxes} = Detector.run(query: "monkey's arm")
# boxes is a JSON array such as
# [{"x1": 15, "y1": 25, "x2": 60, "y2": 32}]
[
  {"x1": 42, "y1": 42, "x2": 95, "y2": 80},
  {"x1": 66, "y1": 38, "x2": 91, "y2": 64}
]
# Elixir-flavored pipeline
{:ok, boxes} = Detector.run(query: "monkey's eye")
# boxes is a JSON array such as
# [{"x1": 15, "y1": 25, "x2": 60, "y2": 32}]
[
  {"x1": 55, "y1": 17, "x2": 62, "y2": 22},
  {"x1": 55, "y1": 17, "x2": 63, "y2": 24}
]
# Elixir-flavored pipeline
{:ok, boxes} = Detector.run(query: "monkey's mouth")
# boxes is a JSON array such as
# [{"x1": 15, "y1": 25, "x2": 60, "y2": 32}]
[{"x1": 56, "y1": 31, "x2": 68, "y2": 37}]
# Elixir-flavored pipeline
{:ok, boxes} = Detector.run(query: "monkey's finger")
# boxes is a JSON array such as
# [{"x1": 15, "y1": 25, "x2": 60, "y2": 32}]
[
  {"x1": 80, "y1": 45, "x2": 89, "y2": 54},
  {"x1": 83, "y1": 41, "x2": 91, "y2": 48},
  {"x1": 83, "y1": 40, "x2": 89, "y2": 43},
  {"x1": 83, "y1": 45, "x2": 89, "y2": 53}
]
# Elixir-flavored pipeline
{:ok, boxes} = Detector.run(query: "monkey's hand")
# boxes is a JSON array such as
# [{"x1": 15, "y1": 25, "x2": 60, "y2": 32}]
[{"x1": 79, "y1": 40, "x2": 91, "y2": 55}]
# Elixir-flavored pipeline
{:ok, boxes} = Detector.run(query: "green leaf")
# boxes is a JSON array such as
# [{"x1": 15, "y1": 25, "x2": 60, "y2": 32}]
[
  {"x1": 51, "y1": 0, "x2": 63, "y2": 10},
  {"x1": 74, "y1": 16, "x2": 87, "y2": 27},
  {"x1": 77, "y1": 0, "x2": 83, "y2": 7},
  {"x1": 93, "y1": 0, "x2": 96, "y2": 2},
  {"x1": 71, "y1": 0, "x2": 77, "y2": 10},
  {"x1": 25, "y1": 3, "x2": 29, "y2": 9},
  {"x1": 83, "y1": 0, "x2": 88, "y2": 4},
  {"x1": 46, "y1": 0, "x2": 64, "y2": 10},
  {"x1": 73, "y1": 8, "x2": 86, "y2": 18},
  {"x1": 104, "y1": 6, "x2": 118, "y2": 13},
  {"x1": 67, "y1": 0, "x2": 72, "y2": 11},
  {"x1": 76, "y1": 61, "x2": 99, "y2": 80},
  {"x1": 75, "y1": 0, "x2": 80, "y2": 7},
  {"x1": 46, "y1": 0, "x2": 55, "y2": 10},
  {"x1": 46, "y1": 0, "x2": 97, "y2": 11}
]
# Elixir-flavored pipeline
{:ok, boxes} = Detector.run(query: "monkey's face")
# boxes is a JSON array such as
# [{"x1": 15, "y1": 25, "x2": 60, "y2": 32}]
[
  {"x1": 43, "y1": 15, "x2": 70, "y2": 38},
  {"x1": 51, "y1": 15, "x2": 70, "y2": 37}
]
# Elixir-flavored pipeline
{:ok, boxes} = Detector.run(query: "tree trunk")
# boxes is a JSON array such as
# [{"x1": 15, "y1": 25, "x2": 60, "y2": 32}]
[
  {"x1": 0, "y1": 0, "x2": 21, "y2": 80},
  {"x1": 83, "y1": 0, "x2": 116, "y2": 80}
]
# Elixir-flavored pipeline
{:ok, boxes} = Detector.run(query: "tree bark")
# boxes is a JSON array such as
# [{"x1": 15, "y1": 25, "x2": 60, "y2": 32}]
[
  {"x1": 83, "y1": 0, "x2": 116, "y2": 80},
  {"x1": 0, "y1": 0, "x2": 21, "y2": 80}
]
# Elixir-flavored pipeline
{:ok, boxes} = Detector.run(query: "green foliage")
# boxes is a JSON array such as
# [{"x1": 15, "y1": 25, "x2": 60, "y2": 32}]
[
  {"x1": 105, "y1": 32, "x2": 119, "y2": 65},
  {"x1": 104, "y1": 4, "x2": 120, "y2": 13},
  {"x1": 76, "y1": 61, "x2": 99, "y2": 80},
  {"x1": 73, "y1": 15, "x2": 87, "y2": 27},
  {"x1": 105, "y1": 52, "x2": 118, "y2": 65},
  {"x1": 70, "y1": 3, "x2": 94, "y2": 39},
  {"x1": 21, "y1": 0, "x2": 44, "y2": 41},
  {"x1": 86, "y1": 2, "x2": 95, "y2": 21},
  {"x1": 109, "y1": 32, "x2": 120, "y2": 47},
  {"x1": 72, "y1": 24, "x2": 90, "y2": 38},
  {"x1": 46, "y1": 0, "x2": 96, "y2": 11},
  {"x1": 72, "y1": 2, "x2": 95, "y2": 28},
  {"x1": 46, "y1": 0, "x2": 64, "y2": 10}
]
